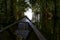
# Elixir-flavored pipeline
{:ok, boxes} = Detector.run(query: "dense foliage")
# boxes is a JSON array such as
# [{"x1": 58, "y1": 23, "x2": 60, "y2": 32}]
[{"x1": 0, "y1": 0, "x2": 60, "y2": 40}]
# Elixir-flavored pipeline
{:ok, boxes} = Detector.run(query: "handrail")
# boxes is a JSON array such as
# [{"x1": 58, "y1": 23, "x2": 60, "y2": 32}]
[
  {"x1": 21, "y1": 17, "x2": 46, "y2": 40},
  {"x1": 0, "y1": 16, "x2": 46, "y2": 40},
  {"x1": 0, "y1": 16, "x2": 26, "y2": 32}
]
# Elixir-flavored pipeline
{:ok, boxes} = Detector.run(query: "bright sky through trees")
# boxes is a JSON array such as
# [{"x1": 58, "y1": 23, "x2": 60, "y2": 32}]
[{"x1": 24, "y1": 8, "x2": 33, "y2": 20}]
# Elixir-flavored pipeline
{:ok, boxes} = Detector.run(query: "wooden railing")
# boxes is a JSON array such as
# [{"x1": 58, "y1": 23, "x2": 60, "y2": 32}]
[{"x1": 0, "y1": 16, "x2": 46, "y2": 40}]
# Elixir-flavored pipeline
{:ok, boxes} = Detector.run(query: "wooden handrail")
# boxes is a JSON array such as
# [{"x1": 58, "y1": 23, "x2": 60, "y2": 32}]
[
  {"x1": 0, "y1": 16, "x2": 46, "y2": 40},
  {"x1": 21, "y1": 17, "x2": 46, "y2": 40},
  {"x1": 0, "y1": 16, "x2": 26, "y2": 32}
]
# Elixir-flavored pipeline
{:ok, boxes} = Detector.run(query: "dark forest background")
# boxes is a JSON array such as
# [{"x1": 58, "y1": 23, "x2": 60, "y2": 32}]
[{"x1": 0, "y1": 0, "x2": 60, "y2": 40}]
